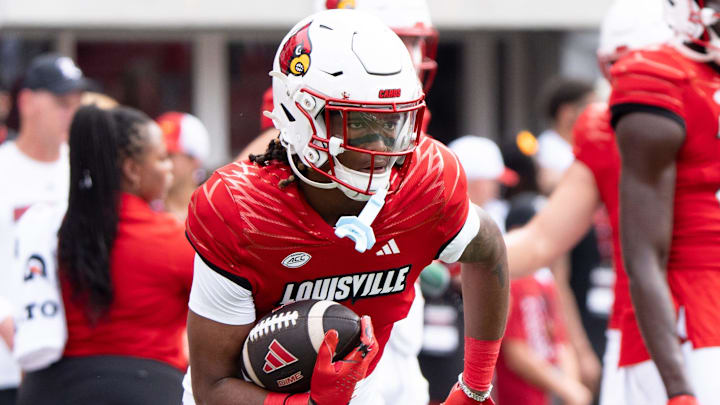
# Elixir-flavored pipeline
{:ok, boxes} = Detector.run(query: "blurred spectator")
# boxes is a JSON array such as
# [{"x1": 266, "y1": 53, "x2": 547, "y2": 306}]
[
  {"x1": 534, "y1": 78, "x2": 607, "y2": 391},
  {"x1": 501, "y1": 131, "x2": 541, "y2": 200},
  {"x1": 156, "y1": 112, "x2": 211, "y2": 222},
  {"x1": 11, "y1": 92, "x2": 118, "y2": 374},
  {"x1": 16, "y1": 105, "x2": 194, "y2": 405},
  {"x1": 81, "y1": 91, "x2": 119, "y2": 110},
  {"x1": 0, "y1": 83, "x2": 10, "y2": 144},
  {"x1": 495, "y1": 200, "x2": 592, "y2": 405},
  {"x1": 448, "y1": 135, "x2": 518, "y2": 232},
  {"x1": 0, "y1": 53, "x2": 87, "y2": 405},
  {"x1": 536, "y1": 77, "x2": 594, "y2": 195},
  {"x1": 0, "y1": 296, "x2": 12, "y2": 405},
  {"x1": 0, "y1": 297, "x2": 13, "y2": 352}
]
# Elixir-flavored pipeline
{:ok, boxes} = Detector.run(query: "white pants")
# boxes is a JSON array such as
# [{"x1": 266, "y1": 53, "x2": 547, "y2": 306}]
[
  {"x1": 369, "y1": 285, "x2": 429, "y2": 405},
  {"x1": 599, "y1": 329, "x2": 720, "y2": 405},
  {"x1": 599, "y1": 329, "x2": 622, "y2": 405}
]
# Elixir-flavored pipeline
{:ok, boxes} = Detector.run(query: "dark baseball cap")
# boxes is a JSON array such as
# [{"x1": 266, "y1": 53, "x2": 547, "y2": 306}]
[{"x1": 23, "y1": 53, "x2": 90, "y2": 94}]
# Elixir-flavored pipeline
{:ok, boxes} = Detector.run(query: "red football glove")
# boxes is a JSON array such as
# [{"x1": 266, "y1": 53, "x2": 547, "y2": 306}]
[
  {"x1": 308, "y1": 315, "x2": 377, "y2": 405},
  {"x1": 668, "y1": 395, "x2": 700, "y2": 405},
  {"x1": 441, "y1": 382, "x2": 495, "y2": 405}
]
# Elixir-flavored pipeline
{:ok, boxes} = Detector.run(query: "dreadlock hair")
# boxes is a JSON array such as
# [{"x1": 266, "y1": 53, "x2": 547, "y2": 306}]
[
  {"x1": 58, "y1": 104, "x2": 151, "y2": 322},
  {"x1": 248, "y1": 136, "x2": 307, "y2": 188}
]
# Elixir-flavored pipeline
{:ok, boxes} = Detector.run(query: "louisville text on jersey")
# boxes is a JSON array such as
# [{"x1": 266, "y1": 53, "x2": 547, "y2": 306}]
[{"x1": 277, "y1": 265, "x2": 411, "y2": 306}]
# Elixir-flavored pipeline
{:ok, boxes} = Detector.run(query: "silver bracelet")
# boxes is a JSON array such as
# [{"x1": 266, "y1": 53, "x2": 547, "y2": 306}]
[{"x1": 457, "y1": 373, "x2": 492, "y2": 402}]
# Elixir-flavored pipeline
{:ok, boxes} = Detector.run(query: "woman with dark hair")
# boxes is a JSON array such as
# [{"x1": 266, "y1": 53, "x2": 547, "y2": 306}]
[{"x1": 16, "y1": 105, "x2": 194, "y2": 405}]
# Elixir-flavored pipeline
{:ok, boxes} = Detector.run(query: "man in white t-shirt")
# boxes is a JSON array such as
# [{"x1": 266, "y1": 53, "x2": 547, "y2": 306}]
[
  {"x1": 535, "y1": 78, "x2": 594, "y2": 195},
  {"x1": 448, "y1": 135, "x2": 518, "y2": 233},
  {"x1": 0, "y1": 53, "x2": 87, "y2": 403}
]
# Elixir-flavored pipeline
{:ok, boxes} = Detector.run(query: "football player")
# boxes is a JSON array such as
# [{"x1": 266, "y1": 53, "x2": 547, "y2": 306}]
[
  {"x1": 239, "y1": 2, "x2": 439, "y2": 403},
  {"x1": 610, "y1": 0, "x2": 720, "y2": 404},
  {"x1": 185, "y1": 9, "x2": 507, "y2": 405},
  {"x1": 504, "y1": 0, "x2": 674, "y2": 404}
]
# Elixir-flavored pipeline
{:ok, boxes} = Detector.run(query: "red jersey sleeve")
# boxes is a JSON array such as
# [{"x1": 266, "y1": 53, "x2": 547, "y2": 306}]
[
  {"x1": 186, "y1": 172, "x2": 254, "y2": 291},
  {"x1": 609, "y1": 46, "x2": 689, "y2": 127},
  {"x1": 259, "y1": 87, "x2": 274, "y2": 131},
  {"x1": 572, "y1": 102, "x2": 613, "y2": 171},
  {"x1": 431, "y1": 139, "x2": 473, "y2": 258}
]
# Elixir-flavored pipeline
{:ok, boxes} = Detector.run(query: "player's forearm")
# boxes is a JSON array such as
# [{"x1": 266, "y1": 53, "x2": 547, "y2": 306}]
[
  {"x1": 626, "y1": 257, "x2": 693, "y2": 398},
  {"x1": 459, "y1": 212, "x2": 509, "y2": 339},
  {"x1": 460, "y1": 259, "x2": 508, "y2": 340},
  {"x1": 617, "y1": 128, "x2": 690, "y2": 398},
  {"x1": 193, "y1": 376, "x2": 269, "y2": 405}
]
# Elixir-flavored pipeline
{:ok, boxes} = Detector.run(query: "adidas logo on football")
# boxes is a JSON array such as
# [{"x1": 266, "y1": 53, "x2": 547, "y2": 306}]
[
  {"x1": 375, "y1": 239, "x2": 400, "y2": 256},
  {"x1": 263, "y1": 339, "x2": 298, "y2": 373}
]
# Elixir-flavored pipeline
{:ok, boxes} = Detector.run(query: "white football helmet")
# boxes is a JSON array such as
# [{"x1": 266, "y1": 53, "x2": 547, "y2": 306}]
[
  {"x1": 268, "y1": 9, "x2": 426, "y2": 201},
  {"x1": 597, "y1": 0, "x2": 674, "y2": 79},
  {"x1": 315, "y1": 0, "x2": 438, "y2": 93},
  {"x1": 664, "y1": 0, "x2": 720, "y2": 63}
]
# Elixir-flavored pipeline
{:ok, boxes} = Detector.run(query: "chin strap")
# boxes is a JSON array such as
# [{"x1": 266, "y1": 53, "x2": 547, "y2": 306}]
[
  {"x1": 285, "y1": 147, "x2": 336, "y2": 190},
  {"x1": 334, "y1": 187, "x2": 387, "y2": 253}
]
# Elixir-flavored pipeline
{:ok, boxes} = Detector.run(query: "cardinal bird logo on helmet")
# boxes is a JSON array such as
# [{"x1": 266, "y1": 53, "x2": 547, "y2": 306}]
[
  {"x1": 325, "y1": 0, "x2": 356, "y2": 9},
  {"x1": 280, "y1": 22, "x2": 313, "y2": 77}
]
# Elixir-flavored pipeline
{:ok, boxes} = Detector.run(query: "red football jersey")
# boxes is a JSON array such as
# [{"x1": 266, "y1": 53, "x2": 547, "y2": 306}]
[
  {"x1": 573, "y1": 102, "x2": 650, "y2": 366},
  {"x1": 186, "y1": 136, "x2": 471, "y2": 369},
  {"x1": 610, "y1": 45, "x2": 720, "y2": 351}
]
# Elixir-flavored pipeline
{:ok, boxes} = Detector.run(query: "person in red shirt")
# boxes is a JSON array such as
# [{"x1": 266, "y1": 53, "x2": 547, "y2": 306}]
[
  {"x1": 610, "y1": 1, "x2": 720, "y2": 404},
  {"x1": 504, "y1": 0, "x2": 675, "y2": 404},
  {"x1": 497, "y1": 202, "x2": 590, "y2": 405},
  {"x1": 185, "y1": 9, "x2": 507, "y2": 405},
  {"x1": 16, "y1": 104, "x2": 195, "y2": 405}
]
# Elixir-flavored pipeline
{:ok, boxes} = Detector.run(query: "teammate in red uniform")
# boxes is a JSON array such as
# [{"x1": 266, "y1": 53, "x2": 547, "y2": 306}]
[
  {"x1": 611, "y1": 1, "x2": 720, "y2": 404},
  {"x1": 185, "y1": 10, "x2": 507, "y2": 405},
  {"x1": 505, "y1": 0, "x2": 673, "y2": 404}
]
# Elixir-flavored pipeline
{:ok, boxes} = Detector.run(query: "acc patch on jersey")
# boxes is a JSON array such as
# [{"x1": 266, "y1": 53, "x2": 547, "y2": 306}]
[{"x1": 281, "y1": 252, "x2": 312, "y2": 268}]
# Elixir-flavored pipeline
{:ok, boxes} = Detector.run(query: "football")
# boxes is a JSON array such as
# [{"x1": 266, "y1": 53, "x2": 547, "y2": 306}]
[{"x1": 240, "y1": 299, "x2": 361, "y2": 393}]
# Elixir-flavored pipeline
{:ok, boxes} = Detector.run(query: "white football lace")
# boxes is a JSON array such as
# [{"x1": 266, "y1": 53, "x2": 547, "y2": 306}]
[{"x1": 248, "y1": 310, "x2": 300, "y2": 342}]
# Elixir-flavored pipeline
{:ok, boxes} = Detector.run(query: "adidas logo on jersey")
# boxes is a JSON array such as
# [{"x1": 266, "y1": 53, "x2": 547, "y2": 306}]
[
  {"x1": 375, "y1": 239, "x2": 400, "y2": 256},
  {"x1": 263, "y1": 339, "x2": 298, "y2": 373}
]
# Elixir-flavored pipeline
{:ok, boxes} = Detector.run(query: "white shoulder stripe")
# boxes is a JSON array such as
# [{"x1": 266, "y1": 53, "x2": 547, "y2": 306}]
[{"x1": 438, "y1": 203, "x2": 480, "y2": 263}]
